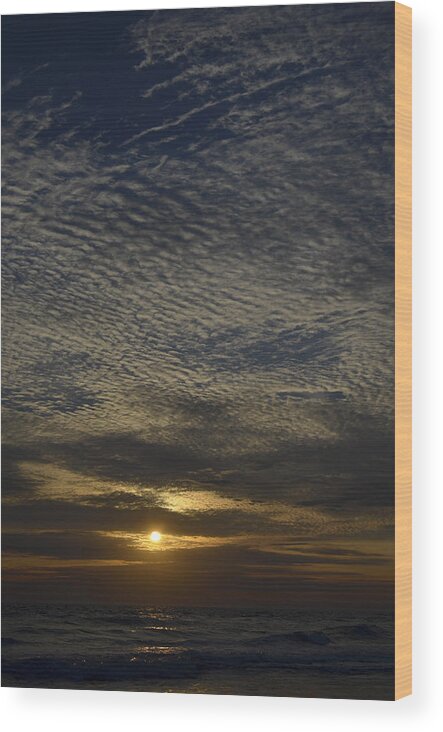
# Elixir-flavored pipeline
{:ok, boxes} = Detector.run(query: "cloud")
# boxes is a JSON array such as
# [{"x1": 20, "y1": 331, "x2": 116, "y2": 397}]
[{"x1": 2, "y1": 4, "x2": 394, "y2": 605}]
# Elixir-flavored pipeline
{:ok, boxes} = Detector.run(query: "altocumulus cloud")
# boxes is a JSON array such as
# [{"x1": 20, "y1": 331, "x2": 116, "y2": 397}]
[{"x1": 2, "y1": 4, "x2": 394, "y2": 605}]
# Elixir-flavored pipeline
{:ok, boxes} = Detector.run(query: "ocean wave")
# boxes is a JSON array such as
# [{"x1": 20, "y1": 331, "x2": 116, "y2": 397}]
[
  {"x1": 326, "y1": 624, "x2": 386, "y2": 641},
  {"x1": 253, "y1": 630, "x2": 331, "y2": 646},
  {"x1": 2, "y1": 647, "x2": 395, "y2": 688},
  {"x1": 2, "y1": 605, "x2": 395, "y2": 693},
  {"x1": 1, "y1": 637, "x2": 23, "y2": 647},
  {"x1": 2, "y1": 652, "x2": 200, "y2": 683}
]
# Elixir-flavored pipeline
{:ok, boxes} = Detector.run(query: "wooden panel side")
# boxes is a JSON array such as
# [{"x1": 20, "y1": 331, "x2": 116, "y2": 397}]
[{"x1": 395, "y1": 1, "x2": 412, "y2": 701}]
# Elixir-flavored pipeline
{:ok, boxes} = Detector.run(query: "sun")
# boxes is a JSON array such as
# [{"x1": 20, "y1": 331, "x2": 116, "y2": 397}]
[{"x1": 149, "y1": 530, "x2": 162, "y2": 543}]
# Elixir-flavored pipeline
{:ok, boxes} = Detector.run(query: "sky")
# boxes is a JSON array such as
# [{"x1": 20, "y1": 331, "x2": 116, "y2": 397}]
[{"x1": 2, "y1": 3, "x2": 395, "y2": 609}]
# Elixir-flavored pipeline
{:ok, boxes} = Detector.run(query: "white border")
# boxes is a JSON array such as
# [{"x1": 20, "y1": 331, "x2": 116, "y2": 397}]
[{"x1": 1, "y1": 1, "x2": 443, "y2": 729}]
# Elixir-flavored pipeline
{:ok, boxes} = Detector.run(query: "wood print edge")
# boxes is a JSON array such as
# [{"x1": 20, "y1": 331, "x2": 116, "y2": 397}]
[{"x1": 394, "y1": 0, "x2": 412, "y2": 701}]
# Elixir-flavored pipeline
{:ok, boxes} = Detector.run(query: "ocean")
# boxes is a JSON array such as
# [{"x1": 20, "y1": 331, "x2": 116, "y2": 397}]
[{"x1": 1, "y1": 604, "x2": 394, "y2": 699}]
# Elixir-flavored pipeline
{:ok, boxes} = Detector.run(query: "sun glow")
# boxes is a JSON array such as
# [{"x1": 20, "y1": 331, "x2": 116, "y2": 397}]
[{"x1": 150, "y1": 531, "x2": 162, "y2": 543}]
